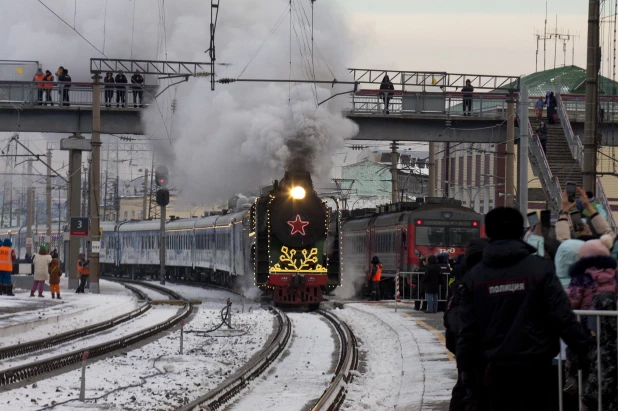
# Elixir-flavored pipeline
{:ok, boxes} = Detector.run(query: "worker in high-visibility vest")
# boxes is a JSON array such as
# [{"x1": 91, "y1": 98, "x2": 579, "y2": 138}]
[
  {"x1": 0, "y1": 238, "x2": 16, "y2": 296},
  {"x1": 368, "y1": 256, "x2": 383, "y2": 301},
  {"x1": 33, "y1": 68, "x2": 45, "y2": 105},
  {"x1": 76, "y1": 253, "x2": 90, "y2": 293}
]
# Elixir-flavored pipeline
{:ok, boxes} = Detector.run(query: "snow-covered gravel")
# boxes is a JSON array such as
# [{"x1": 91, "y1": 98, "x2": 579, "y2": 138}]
[
  {"x1": 335, "y1": 304, "x2": 456, "y2": 411},
  {"x1": 145, "y1": 281, "x2": 243, "y2": 303},
  {"x1": 227, "y1": 312, "x2": 336, "y2": 411},
  {"x1": 0, "y1": 306, "x2": 179, "y2": 370},
  {"x1": 0, "y1": 279, "x2": 138, "y2": 347},
  {"x1": 0, "y1": 302, "x2": 274, "y2": 410}
]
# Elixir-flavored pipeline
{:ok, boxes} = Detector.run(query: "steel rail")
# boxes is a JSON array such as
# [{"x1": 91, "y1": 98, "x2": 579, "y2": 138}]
[
  {"x1": 176, "y1": 306, "x2": 291, "y2": 411},
  {"x1": 0, "y1": 284, "x2": 150, "y2": 361},
  {"x1": 312, "y1": 310, "x2": 359, "y2": 411},
  {"x1": 0, "y1": 281, "x2": 192, "y2": 387}
]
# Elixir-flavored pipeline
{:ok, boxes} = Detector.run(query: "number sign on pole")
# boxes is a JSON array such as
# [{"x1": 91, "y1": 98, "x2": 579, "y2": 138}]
[{"x1": 70, "y1": 217, "x2": 89, "y2": 237}]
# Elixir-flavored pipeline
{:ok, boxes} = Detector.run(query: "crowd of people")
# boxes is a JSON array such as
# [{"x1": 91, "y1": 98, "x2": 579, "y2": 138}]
[
  {"x1": 442, "y1": 187, "x2": 618, "y2": 411},
  {"x1": 31, "y1": 66, "x2": 145, "y2": 108}
]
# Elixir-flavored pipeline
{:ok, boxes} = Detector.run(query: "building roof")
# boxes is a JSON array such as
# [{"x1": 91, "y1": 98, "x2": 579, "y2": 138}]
[{"x1": 499, "y1": 65, "x2": 618, "y2": 96}]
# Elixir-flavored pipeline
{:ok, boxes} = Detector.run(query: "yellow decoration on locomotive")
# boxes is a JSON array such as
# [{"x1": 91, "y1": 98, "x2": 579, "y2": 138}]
[{"x1": 270, "y1": 246, "x2": 327, "y2": 273}]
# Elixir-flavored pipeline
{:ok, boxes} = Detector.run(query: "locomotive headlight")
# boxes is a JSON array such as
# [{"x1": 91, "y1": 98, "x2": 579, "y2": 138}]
[{"x1": 291, "y1": 186, "x2": 306, "y2": 200}]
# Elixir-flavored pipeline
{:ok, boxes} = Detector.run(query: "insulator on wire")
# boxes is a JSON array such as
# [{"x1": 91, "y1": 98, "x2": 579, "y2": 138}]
[{"x1": 218, "y1": 78, "x2": 236, "y2": 84}]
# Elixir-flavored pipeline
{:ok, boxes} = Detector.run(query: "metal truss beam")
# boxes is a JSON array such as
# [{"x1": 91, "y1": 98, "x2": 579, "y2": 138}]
[
  {"x1": 348, "y1": 68, "x2": 520, "y2": 91},
  {"x1": 90, "y1": 59, "x2": 211, "y2": 77},
  {"x1": 47, "y1": 141, "x2": 153, "y2": 152}
]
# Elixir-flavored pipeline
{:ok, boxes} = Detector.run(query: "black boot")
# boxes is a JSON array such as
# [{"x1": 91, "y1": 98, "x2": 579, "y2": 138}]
[
  {"x1": 56, "y1": 293, "x2": 62, "y2": 300},
  {"x1": 5, "y1": 285, "x2": 14, "y2": 296}
]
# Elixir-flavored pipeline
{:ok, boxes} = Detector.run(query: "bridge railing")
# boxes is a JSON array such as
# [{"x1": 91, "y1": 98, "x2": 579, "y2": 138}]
[
  {"x1": 0, "y1": 81, "x2": 158, "y2": 108},
  {"x1": 348, "y1": 90, "x2": 510, "y2": 118},
  {"x1": 527, "y1": 117, "x2": 562, "y2": 212}
]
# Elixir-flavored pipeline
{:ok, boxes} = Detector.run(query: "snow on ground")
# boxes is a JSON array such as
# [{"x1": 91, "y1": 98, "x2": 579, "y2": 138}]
[
  {"x1": 228, "y1": 312, "x2": 336, "y2": 411},
  {"x1": 0, "y1": 306, "x2": 179, "y2": 370},
  {"x1": 0, "y1": 279, "x2": 138, "y2": 346},
  {"x1": 335, "y1": 304, "x2": 456, "y2": 411},
  {"x1": 0, "y1": 301, "x2": 274, "y2": 411},
  {"x1": 145, "y1": 281, "x2": 244, "y2": 303},
  {"x1": 129, "y1": 284, "x2": 171, "y2": 301}
]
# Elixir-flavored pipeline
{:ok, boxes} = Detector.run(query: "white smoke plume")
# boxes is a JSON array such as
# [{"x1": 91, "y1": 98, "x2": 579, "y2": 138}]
[
  {"x1": 0, "y1": 0, "x2": 358, "y2": 203},
  {"x1": 334, "y1": 264, "x2": 367, "y2": 300}
]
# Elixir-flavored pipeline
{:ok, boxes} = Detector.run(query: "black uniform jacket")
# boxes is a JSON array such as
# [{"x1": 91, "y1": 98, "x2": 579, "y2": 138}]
[{"x1": 456, "y1": 239, "x2": 589, "y2": 373}]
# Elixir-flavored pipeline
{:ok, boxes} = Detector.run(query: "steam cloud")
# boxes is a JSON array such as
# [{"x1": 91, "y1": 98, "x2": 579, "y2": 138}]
[{"x1": 1, "y1": 0, "x2": 358, "y2": 205}]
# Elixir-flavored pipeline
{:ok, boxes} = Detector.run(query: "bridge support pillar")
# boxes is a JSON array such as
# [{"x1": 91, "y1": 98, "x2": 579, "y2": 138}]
[
  {"x1": 428, "y1": 142, "x2": 436, "y2": 197},
  {"x1": 518, "y1": 86, "x2": 529, "y2": 214},
  {"x1": 67, "y1": 137, "x2": 83, "y2": 290}
]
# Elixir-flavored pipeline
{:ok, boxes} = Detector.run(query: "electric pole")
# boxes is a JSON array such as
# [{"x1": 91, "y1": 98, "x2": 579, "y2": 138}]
[
  {"x1": 46, "y1": 149, "x2": 52, "y2": 248},
  {"x1": 26, "y1": 160, "x2": 33, "y2": 257},
  {"x1": 89, "y1": 74, "x2": 102, "y2": 294},
  {"x1": 142, "y1": 168, "x2": 148, "y2": 220},
  {"x1": 583, "y1": 0, "x2": 600, "y2": 194},
  {"x1": 428, "y1": 142, "x2": 436, "y2": 197},
  {"x1": 391, "y1": 141, "x2": 399, "y2": 204},
  {"x1": 155, "y1": 166, "x2": 169, "y2": 285},
  {"x1": 505, "y1": 93, "x2": 516, "y2": 207}
]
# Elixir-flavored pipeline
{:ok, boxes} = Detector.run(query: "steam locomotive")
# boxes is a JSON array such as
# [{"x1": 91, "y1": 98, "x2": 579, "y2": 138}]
[{"x1": 97, "y1": 170, "x2": 341, "y2": 307}]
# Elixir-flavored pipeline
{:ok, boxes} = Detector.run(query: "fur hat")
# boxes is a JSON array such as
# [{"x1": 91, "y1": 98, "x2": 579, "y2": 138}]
[
  {"x1": 578, "y1": 234, "x2": 614, "y2": 259},
  {"x1": 485, "y1": 207, "x2": 524, "y2": 240}
]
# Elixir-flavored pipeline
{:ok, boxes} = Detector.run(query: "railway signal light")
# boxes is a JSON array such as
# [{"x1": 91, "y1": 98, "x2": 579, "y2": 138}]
[
  {"x1": 156, "y1": 188, "x2": 170, "y2": 206},
  {"x1": 155, "y1": 165, "x2": 169, "y2": 187}
]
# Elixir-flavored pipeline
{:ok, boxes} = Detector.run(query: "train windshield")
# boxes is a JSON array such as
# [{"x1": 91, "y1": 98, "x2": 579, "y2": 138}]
[
  {"x1": 415, "y1": 227, "x2": 447, "y2": 246},
  {"x1": 448, "y1": 228, "x2": 481, "y2": 247}
]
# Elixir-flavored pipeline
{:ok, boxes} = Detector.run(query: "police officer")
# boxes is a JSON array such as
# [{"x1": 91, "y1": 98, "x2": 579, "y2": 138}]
[
  {"x1": 76, "y1": 253, "x2": 90, "y2": 293},
  {"x1": 115, "y1": 70, "x2": 128, "y2": 107},
  {"x1": 456, "y1": 207, "x2": 590, "y2": 410},
  {"x1": 368, "y1": 256, "x2": 382, "y2": 301},
  {"x1": 0, "y1": 239, "x2": 15, "y2": 296},
  {"x1": 131, "y1": 70, "x2": 144, "y2": 108}
]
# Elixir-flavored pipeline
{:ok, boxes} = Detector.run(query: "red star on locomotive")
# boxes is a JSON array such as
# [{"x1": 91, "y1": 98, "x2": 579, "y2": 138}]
[{"x1": 287, "y1": 214, "x2": 309, "y2": 236}]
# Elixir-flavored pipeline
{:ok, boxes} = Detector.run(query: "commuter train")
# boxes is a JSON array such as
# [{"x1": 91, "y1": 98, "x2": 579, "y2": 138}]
[
  {"x1": 0, "y1": 225, "x2": 65, "y2": 261},
  {"x1": 341, "y1": 198, "x2": 484, "y2": 296},
  {"x1": 98, "y1": 171, "x2": 341, "y2": 306}
]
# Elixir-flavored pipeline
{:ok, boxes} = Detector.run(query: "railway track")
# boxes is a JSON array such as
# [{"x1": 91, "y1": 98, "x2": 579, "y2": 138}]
[
  {"x1": 177, "y1": 308, "x2": 357, "y2": 411},
  {"x1": 0, "y1": 280, "x2": 192, "y2": 387}
]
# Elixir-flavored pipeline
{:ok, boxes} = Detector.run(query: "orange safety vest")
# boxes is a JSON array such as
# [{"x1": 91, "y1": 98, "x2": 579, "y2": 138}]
[
  {"x1": 34, "y1": 73, "x2": 45, "y2": 88},
  {"x1": 0, "y1": 246, "x2": 13, "y2": 272},
  {"x1": 77, "y1": 260, "x2": 90, "y2": 276},
  {"x1": 371, "y1": 263, "x2": 382, "y2": 282},
  {"x1": 43, "y1": 74, "x2": 54, "y2": 88}
]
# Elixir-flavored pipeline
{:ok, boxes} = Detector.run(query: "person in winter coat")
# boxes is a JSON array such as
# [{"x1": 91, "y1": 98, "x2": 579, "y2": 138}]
[
  {"x1": 379, "y1": 75, "x2": 395, "y2": 114},
  {"x1": 462, "y1": 79, "x2": 474, "y2": 116},
  {"x1": 535, "y1": 97, "x2": 544, "y2": 120},
  {"x1": 31, "y1": 246, "x2": 52, "y2": 297},
  {"x1": 57, "y1": 68, "x2": 72, "y2": 106},
  {"x1": 423, "y1": 255, "x2": 441, "y2": 313},
  {"x1": 131, "y1": 70, "x2": 144, "y2": 108},
  {"x1": 48, "y1": 258, "x2": 61, "y2": 299},
  {"x1": 368, "y1": 256, "x2": 382, "y2": 301},
  {"x1": 76, "y1": 253, "x2": 90, "y2": 293},
  {"x1": 115, "y1": 71, "x2": 128, "y2": 107},
  {"x1": 0, "y1": 238, "x2": 16, "y2": 296},
  {"x1": 43, "y1": 70, "x2": 54, "y2": 106},
  {"x1": 565, "y1": 236, "x2": 618, "y2": 408},
  {"x1": 444, "y1": 238, "x2": 488, "y2": 411},
  {"x1": 104, "y1": 72, "x2": 115, "y2": 107},
  {"x1": 456, "y1": 207, "x2": 590, "y2": 411},
  {"x1": 547, "y1": 91, "x2": 558, "y2": 124},
  {"x1": 555, "y1": 239, "x2": 585, "y2": 289},
  {"x1": 33, "y1": 68, "x2": 45, "y2": 104}
]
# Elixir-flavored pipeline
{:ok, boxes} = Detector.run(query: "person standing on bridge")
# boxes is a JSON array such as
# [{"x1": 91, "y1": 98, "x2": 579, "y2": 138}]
[
  {"x1": 115, "y1": 70, "x2": 128, "y2": 108},
  {"x1": 536, "y1": 121, "x2": 548, "y2": 154},
  {"x1": 535, "y1": 97, "x2": 544, "y2": 121},
  {"x1": 104, "y1": 72, "x2": 115, "y2": 108},
  {"x1": 456, "y1": 207, "x2": 590, "y2": 410},
  {"x1": 131, "y1": 70, "x2": 144, "y2": 108},
  {"x1": 462, "y1": 79, "x2": 474, "y2": 116},
  {"x1": 379, "y1": 75, "x2": 394, "y2": 114},
  {"x1": 58, "y1": 68, "x2": 71, "y2": 106},
  {"x1": 33, "y1": 68, "x2": 45, "y2": 105},
  {"x1": 547, "y1": 91, "x2": 557, "y2": 124},
  {"x1": 43, "y1": 70, "x2": 54, "y2": 106}
]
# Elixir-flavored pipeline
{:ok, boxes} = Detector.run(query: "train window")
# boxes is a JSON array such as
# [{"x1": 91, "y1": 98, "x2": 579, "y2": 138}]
[
  {"x1": 449, "y1": 228, "x2": 480, "y2": 247},
  {"x1": 415, "y1": 227, "x2": 447, "y2": 246}
]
